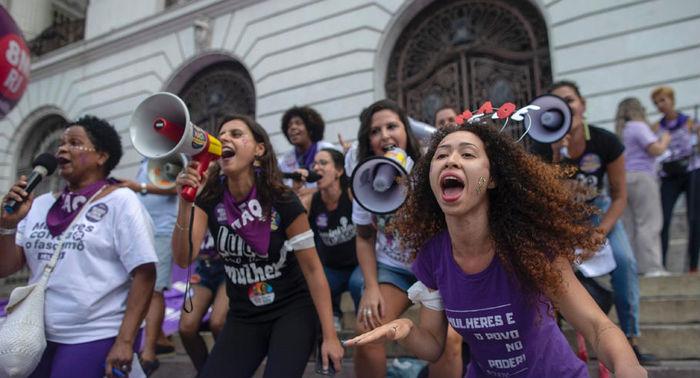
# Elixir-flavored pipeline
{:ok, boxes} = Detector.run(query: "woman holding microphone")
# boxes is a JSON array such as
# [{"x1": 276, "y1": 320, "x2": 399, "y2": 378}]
[{"x1": 0, "y1": 115, "x2": 156, "y2": 377}]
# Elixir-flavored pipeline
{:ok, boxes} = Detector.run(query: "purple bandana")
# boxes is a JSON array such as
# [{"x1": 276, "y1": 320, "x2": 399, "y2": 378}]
[
  {"x1": 46, "y1": 179, "x2": 110, "y2": 237},
  {"x1": 296, "y1": 142, "x2": 319, "y2": 170},
  {"x1": 220, "y1": 185, "x2": 271, "y2": 258},
  {"x1": 660, "y1": 112, "x2": 689, "y2": 131}
]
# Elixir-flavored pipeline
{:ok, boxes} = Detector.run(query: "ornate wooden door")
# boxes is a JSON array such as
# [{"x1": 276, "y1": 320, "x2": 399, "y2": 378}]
[
  {"x1": 179, "y1": 61, "x2": 256, "y2": 134},
  {"x1": 386, "y1": 0, "x2": 552, "y2": 139}
]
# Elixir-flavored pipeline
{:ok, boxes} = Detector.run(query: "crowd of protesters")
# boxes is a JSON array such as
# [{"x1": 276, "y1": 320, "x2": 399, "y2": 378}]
[{"x1": 1, "y1": 82, "x2": 697, "y2": 377}]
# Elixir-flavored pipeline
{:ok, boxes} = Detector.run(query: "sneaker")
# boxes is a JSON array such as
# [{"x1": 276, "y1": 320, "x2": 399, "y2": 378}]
[
  {"x1": 333, "y1": 316, "x2": 342, "y2": 332},
  {"x1": 139, "y1": 357, "x2": 160, "y2": 377},
  {"x1": 632, "y1": 345, "x2": 659, "y2": 366},
  {"x1": 155, "y1": 343, "x2": 175, "y2": 356},
  {"x1": 643, "y1": 270, "x2": 672, "y2": 278}
]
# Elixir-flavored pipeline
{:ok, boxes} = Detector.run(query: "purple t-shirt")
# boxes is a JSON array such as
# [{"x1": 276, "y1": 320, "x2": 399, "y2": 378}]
[
  {"x1": 413, "y1": 231, "x2": 587, "y2": 378},
  {"x1": 622, "y1": 120, "x2": 658, "y2": 175}
]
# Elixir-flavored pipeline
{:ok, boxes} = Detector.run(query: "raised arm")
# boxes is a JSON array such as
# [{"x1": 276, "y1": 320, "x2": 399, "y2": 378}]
[
  {"x1": 646, "y1": 131, "x2": 670, "y2": 157},
  {"x1": 0, "y1": 176, "x2": 31, "y2": 277},
  {"x1": 171, "y1": 199, "x2": 208, "y2": 267},
  {"x1": 172, "y1": 162, "x2": 209, "y2": 267},
  {"x1": 549, "y1": 257, "x2": 645, "y2": 377}
]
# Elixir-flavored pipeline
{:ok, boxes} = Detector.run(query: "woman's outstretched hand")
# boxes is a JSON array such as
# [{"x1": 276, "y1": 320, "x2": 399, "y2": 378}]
[{"x1": 343, "y1": 318, "x2": 414, "y2": 347}]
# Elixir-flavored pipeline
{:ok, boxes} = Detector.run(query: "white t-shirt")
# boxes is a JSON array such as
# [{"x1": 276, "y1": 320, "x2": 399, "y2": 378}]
[
  {"x1": 351, "y1": 202, "x2": 412, "y2": 272},
  {"x1": 15, "y1": 188, "x2": 158, "y2": 344},
  {"x1": 278, "y1": 140, "x2": 338, "y2": 188}
]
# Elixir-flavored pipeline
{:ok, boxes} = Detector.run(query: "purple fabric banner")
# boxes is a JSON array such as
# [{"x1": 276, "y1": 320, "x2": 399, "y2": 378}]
[{"x1": 161, "y1": 263, "x2": 211, "y2": 336}]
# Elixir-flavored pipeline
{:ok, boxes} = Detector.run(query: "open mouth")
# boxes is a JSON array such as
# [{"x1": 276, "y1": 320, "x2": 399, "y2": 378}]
[
  {"x1": 440, "y1": 174, "x2": 465, "y2": 202},
  {"x1": 57, "y1": 157, "x2": 70, "y2": 165},
  {"x1": 221, "y1": 147, "x2": 235, "y2": 159},
  {"x1": 382, "y1": 144, "x2": 396, "y2": 152}
]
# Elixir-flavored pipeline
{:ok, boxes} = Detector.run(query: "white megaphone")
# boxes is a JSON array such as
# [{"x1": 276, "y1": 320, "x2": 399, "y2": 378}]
[
  {"x1": 147, "y1": 153, "x2": 188, "y2": 189},
  {"x1": 409, "y1": 117, "x2": 436, "y2": 143},
  {"x1": 129, "y1": 92, "x2": 222, "y2": 202},
  {"x1": 351, "y1": 147, "x2": 412, "y2": 214},
  {"x1": 523, "y1": 94, "x2": 572, "y2": 144}
]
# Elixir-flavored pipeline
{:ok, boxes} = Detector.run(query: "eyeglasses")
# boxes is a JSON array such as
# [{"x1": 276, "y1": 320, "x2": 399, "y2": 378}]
[
  {"x1": 311, "y1": 159, "x2": 330, "y2": 168},
  {"x1": 59, "y1": 142, "x2": 96, "y2": 152},
  {"x1": 68, "y1": 145, "x2": 96, "y2": 152}
]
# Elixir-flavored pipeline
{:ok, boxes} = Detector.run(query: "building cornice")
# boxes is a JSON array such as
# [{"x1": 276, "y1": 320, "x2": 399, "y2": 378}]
[{"x1": 30, "y1": 0, "x2": 257, "y2": 80}]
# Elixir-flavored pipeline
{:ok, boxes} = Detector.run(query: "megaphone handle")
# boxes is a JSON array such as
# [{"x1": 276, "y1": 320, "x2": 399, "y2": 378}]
[
  {"x1": 181, "y1": 185, "x2": 198, "y2": 202},
  {"x1": 180, "y1": 152, "x2": 217, "y2": 202}
]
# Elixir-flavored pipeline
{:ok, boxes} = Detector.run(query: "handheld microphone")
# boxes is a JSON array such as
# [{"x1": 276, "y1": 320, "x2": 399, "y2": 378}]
[
  {"x1": 4, "y1": 153, "x2": 58, "y2": 214},
  {"x1": 283, "y1": 171, "x2": 322, "y2": 183}
]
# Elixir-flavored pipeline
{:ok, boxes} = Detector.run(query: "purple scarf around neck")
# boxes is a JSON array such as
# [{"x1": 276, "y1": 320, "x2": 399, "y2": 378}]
[
  {"x1": 660, "y1": 112, "x2": 689, "y2": 131},
  {"x1": 220, "y1": 184, "x2": 271, "y2": 258},
  {"x1": 46, "y1": 179, "x2": 110, "y2": 237},
  {"x1": 296, "y1": 142, "x2": 319, "y2": 170}
]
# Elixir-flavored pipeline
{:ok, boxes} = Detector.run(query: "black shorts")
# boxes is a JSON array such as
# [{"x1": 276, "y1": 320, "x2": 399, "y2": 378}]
[{"x1": 199, "y1": 304, "x2": 318, "y2": 377}]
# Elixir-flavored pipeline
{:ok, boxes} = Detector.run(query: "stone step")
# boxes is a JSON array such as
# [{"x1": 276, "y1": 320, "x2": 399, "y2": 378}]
[
  {"x1": 607, "y1": 296, "x2": 700, "y2": 324},
  {"x1": 638, "y1": 274, "x2": 700, "y2": 297},
  {"x1": 563, "y1": 323, "x2": 700, "y2": 360},
  {"x1": 585, "y1": 360, "x2": 700, "y2": 378},
  {"x1": 153, "y1": 351, "x2": 700, "y2": 378}
]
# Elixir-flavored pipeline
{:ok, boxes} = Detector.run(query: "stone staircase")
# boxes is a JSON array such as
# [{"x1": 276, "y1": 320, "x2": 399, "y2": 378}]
[
  {"x1": 155, "y1": 272, "x2": 700, "y2": 377},
  {"x1": 562, "y1": 274, "x2": 700, "y2": 377}
]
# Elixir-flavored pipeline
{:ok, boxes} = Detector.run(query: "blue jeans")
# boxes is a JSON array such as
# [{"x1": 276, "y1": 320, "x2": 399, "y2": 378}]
[
  {"x1": 324, "y1": 266, "x2": 363, "y2": 317},
  {"x1": 592, "y1": 196, "x2": 640, "y2": 337}
]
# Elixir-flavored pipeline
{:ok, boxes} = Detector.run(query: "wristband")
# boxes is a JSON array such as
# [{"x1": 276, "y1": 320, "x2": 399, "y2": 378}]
[
  {"x1": 140, "y1": 182, "x2": 148, "y2": 195},
  {"x1": 0, "y1": 227, "x2": 17, "y2": 235}
]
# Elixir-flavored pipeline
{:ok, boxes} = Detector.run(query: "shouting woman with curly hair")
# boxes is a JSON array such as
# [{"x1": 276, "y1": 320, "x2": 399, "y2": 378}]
[{"x1": 344, "y1": 121, "x2": 645, "y2": 377}]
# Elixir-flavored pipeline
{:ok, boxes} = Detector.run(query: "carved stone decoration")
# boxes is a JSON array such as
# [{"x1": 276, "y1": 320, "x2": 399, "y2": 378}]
[
  {"x1": 386, "y1": 0, "x2": 552, "y2": 139},
  {"x1": 194, "y1": 17, "x2": 212, "y2": 53},
  {"x1": 178, "y1": 62, "x2": 256, "y2": 134}
]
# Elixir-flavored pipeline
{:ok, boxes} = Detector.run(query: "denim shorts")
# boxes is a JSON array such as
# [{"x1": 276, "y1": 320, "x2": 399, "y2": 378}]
[
  {"x1": 194, "y1": 257, "x2": 226, "y2": 293},
  {"x1": 376, "y1": 262, "x2": 417, "y2": 293}
]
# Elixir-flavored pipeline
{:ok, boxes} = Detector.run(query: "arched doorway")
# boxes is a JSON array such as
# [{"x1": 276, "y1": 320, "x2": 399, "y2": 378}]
[
  {"x1": 386, "y1": 0, "x2": 551, "y2": 137},
  {"x1": 178, "y1": 60, "x2": 256, "y2": 134},
  {"x1": 16, "y1": 113, "x2": 67, "y2": 195}
]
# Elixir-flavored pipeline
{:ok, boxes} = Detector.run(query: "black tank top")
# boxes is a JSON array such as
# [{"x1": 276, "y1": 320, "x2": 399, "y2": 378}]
[{"x1": 309, "y1": 189, "x2": 357, "y2": 269}]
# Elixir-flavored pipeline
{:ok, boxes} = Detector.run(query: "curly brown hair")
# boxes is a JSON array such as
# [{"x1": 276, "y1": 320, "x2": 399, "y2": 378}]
[
  {"x1": 396, "y1": 121, "x2": 603, "y2": 300},
  {"x1": 198, "y1": 114, "x2": 292, "y2": 214}
]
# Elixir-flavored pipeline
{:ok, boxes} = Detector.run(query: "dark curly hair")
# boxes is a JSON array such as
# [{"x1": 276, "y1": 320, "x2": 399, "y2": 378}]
[
  {"x1": 281, "y1": 106, "x2": 325, "y2": 144},
  {"x1": 396, "y1": 120, "x2": 603, "y2": 301},
  {"x1": 357, "y1": 99, "x2": 422, "y2": 162},
  {"x1": 70, "y1": 115, "x2": 123, "y2": 176},
  {"x1": 198, "y1": 115, "x2": 292, "y2": 214}
]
